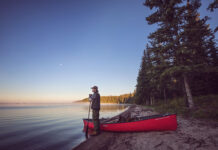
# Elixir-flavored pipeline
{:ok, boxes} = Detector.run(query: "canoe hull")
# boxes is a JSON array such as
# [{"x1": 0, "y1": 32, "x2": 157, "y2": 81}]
[{"x1": 83, "y1": 114, "x2": 177, "y2": 132}]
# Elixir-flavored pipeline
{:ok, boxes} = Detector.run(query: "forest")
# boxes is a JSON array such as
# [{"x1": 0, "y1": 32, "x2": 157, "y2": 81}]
[
  {"x1": 134, "y1": 0, "x2": 218, "y2": 119},
  {"x1": 135, "y1": 0, "x2": 217, "y2": 106},
  {"x1": 78, "y1": 93, "x2": 133, "y2": 104}
]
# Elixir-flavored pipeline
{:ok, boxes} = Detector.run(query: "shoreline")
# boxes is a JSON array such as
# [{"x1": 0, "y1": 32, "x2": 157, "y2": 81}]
[
  {"x1": 73, "y1": 105, "x2": 218, "y2": 150},
  {"x1": 73, "y1": 101, "x2": 130, "y2": 105}
]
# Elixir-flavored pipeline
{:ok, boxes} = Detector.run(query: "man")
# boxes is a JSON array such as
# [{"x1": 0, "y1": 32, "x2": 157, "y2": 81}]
[{"x1": 89, "y1": 85, "x2": 101, "y2": 136}]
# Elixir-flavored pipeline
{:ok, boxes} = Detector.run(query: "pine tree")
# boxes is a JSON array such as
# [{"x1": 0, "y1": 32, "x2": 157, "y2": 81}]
[
  {"x1": 179, "y1": 0, "x2": 218, "y2": 101},
  {"x1": 141, "y1": 0, "x2": 218, "y2": 108},
  {"x1": 135, "y1": 48, "x2": 153, "y2": 105},
  {"x1": 144, "y1": 0, "x2": 189, "y2": 106}
]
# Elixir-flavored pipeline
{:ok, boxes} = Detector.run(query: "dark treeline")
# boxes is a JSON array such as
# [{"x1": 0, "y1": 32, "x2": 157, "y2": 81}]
[
  {"x1": 134, "y1": 0, "x2": 218, "y2": 108},
  {"x1": 78, "y1": 93, "x2": 134, "y2": 104}
]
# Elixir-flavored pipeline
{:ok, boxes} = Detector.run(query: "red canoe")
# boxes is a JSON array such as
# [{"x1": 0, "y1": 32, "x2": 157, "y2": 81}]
[{"x1": 83, "y1": 114, "x2": 177, "y2": 132}]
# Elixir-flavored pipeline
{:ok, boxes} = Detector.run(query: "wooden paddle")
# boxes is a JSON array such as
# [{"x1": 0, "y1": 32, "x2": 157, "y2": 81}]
[{"x1": 85, "y1": 101, "x2": 91, "y2": 139}]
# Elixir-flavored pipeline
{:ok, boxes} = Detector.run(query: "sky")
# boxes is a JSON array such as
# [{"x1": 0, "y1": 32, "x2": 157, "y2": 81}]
[{"x1": 0, "y1": 0, "x2": 217, "y2": 103}]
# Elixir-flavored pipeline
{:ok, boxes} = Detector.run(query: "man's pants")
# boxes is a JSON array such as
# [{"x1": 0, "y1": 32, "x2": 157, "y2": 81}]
[{"x1": 92, "y1": 109, "x2": 100, "y2": 133}]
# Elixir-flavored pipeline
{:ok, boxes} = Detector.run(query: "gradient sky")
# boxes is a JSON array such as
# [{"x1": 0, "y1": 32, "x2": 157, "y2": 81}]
[{"x1": 0, "y1": 0, "x2": 217, "y2": 103}]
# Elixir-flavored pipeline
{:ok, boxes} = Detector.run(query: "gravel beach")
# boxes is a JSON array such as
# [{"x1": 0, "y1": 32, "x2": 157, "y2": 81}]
[{"x1": 73, "y1": 105, "x2": 218, "y2": 150}]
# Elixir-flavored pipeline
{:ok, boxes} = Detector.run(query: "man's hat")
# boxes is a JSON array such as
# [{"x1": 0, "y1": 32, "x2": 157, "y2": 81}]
[{"x1": 91, "y1": 86, "x2": 98, "y2": 89}]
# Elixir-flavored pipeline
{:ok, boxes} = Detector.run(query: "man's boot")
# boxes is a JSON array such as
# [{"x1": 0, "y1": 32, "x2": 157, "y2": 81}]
[{"x1": 90, "y1": 131, "x2": 99, "y2": 136}]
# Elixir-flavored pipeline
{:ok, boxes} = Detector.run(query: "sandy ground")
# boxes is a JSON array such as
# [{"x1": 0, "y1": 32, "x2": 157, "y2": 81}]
[{"x1": 73, "y1": 105, "x2": 218, "y2": 150}]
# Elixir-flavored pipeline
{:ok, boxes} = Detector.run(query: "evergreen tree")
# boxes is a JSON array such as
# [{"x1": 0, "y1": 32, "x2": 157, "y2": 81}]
[
  {"x1": 144, "y1": 0, "x2": 193, "y2": 106},
  {"x1": 139, "y1": 0, "x2": 218, "y2": 108},
  {"x1": 135, "y1": 48, "x2": 152, "y2": 105},
  {"x1": 179, "y1": 0, "x2": 218, "y2": 99}
]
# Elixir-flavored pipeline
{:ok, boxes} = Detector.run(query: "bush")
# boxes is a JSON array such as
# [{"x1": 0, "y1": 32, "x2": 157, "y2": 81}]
[{"x1": 152, "y1": 94, "x2": 218, "y2": 121}]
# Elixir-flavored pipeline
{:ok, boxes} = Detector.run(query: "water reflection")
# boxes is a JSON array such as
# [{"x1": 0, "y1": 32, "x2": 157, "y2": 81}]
[{"x1": 0, "y1": 103, "x2": 129, "y2": 150}]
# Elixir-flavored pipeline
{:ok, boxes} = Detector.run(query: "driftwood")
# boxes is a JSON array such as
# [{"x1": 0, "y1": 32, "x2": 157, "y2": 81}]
[
  {"x1": 100, "y1": 106, "x2": 132, "y2": 123},
  {"x1": 100, "y1": 105, "x2": 157, "y2": 123}
]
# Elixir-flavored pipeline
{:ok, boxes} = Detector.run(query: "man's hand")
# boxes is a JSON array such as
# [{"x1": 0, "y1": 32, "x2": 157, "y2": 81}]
[{"x1": 89, "y1": 94, "x2": 92, "y2": 101}]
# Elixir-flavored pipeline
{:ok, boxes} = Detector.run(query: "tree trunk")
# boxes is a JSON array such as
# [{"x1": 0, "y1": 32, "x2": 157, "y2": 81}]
[
  {"x1": 183, "y1": 74, "x2": 194, "y2": 108},
  {"x1": 150, "y1": 96, "x2": 154, "y2": 105},
  {"x1": 148, "y1": 96, "x2": 151, "y2": 105},
  {"x1": 164, "y1": 88, "x2": 167, "y2": 103}
]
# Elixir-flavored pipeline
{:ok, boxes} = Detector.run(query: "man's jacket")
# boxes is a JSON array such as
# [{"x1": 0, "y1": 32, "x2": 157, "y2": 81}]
[{"x1": 90, "y1": 92, "x2": 100, "y2": 110}]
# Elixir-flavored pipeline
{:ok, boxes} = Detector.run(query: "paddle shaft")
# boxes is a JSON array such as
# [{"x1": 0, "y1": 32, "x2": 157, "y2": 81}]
[{"x1": 85, "y1": 101, "x2": 91, "y2": 138}]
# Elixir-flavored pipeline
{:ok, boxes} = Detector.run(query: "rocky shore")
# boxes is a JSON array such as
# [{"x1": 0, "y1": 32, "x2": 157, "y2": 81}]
[{"x1": 73, "y1": 105, "x2": 218, "y2": 150}]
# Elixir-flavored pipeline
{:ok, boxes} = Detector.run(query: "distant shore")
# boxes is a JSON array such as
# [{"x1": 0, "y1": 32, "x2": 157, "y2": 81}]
[{"x1": 73, "y1": 105, "x2": 218, "y2": 150}]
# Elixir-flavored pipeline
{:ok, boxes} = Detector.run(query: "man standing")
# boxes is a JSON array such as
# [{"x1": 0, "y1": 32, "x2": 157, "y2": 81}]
[{"x1": 89, "y1": 86, "x2": 101, "y2": 136}]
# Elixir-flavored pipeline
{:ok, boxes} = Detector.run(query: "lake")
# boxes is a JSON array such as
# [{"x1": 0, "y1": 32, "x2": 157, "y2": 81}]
[{"x1": 0, "y1": 103, "x2": 129, "y2": 150}]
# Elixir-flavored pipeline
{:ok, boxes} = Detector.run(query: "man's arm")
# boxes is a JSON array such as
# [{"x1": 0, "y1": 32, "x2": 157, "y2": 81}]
[{"x1": 90, "y1": 93, "x2": 97, "y2": 102}]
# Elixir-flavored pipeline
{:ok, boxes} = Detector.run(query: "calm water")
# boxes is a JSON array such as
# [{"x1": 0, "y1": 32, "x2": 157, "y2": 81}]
[{"x1": 0, "y1": 103, "x2": 129, "y2": 150}]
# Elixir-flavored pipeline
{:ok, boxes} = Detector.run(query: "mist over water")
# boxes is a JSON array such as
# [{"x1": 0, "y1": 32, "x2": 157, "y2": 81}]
[{"x1": 0, "y1": 103, "x2": 129, "y2": 150}]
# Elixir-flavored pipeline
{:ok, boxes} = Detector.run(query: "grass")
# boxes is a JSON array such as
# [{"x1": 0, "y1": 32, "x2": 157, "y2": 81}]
[{"x1": 152, "y1": 94, "x2": 218, "y2": 121}]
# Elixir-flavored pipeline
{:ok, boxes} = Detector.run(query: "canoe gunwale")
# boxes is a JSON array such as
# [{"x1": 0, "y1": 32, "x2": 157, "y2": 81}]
[{"x1": 83, "y1": 113, "x2": 176, "y2": 125}]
